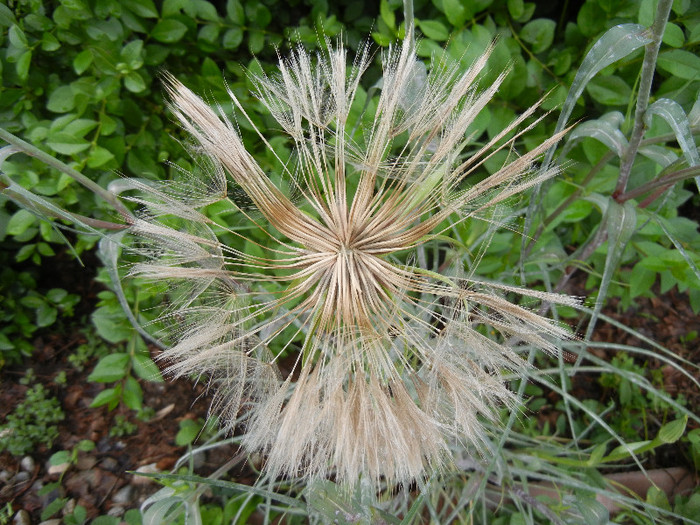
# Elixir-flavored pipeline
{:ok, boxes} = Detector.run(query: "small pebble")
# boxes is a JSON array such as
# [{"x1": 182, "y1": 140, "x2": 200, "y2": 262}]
[
  {"x1": 62, "y1": 499, "x2": 75, "y2": 516},
  {"x1": 31, "y1": 480, "x2": 44, "y2": 495},
  {"x1": 112, "y1": 485, "x2": 133, "y2": 505},
  {"x1": 153, "y1": 403, "x2": 175, "y2": 420},
  {"x1": 14, "y1": 472, "x2": 30, "y2": 483},
  {"x1": 20, "y1": 456, "x2": 35, "y2": 472},
  {"x1": 76, "y1": 456, "x2": 97, "y2": 470},
  {"x1": 131, "y1": 463, "x2": 159, "y2": 485},
  {"x1": 47, "y1": 463, "x2": 69, "y2": 476},
  {"x1": 0, "y1": 470, "x2": 11, "y2": 482},
  {"x1": 107, "y1": 505, "x2": 125, "y2": 517},
  {"x1": 12, "y1": 509, "x2": 31, "y2": 525},
  {"x1": 100, "y1": 457, "x2": 118, "y2": 471}
]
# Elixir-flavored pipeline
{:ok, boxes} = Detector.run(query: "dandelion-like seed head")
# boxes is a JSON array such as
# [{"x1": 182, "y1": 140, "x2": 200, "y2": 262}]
[{"x1": 128, "y1": 36, "x2": 577, "y2": 487}]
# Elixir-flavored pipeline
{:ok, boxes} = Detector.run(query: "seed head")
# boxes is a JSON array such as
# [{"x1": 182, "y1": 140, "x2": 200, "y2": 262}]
[{"x1": 128, "y1": 36, "x2": 577, "y2": 487}]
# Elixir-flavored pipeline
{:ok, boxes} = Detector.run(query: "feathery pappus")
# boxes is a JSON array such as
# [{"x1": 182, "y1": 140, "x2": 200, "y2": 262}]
[{"x1": 127, "y1": 35, "x2": 577, "y2": 487}]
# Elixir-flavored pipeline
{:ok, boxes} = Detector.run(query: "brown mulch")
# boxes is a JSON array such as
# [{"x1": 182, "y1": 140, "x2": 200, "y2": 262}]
[
  {"x1": 0, "y1": 247, "x2": 245, "y2": 522},
  {"x1": 590, "y1": 288, "x2": 700, "y2": 413},
  {"x1": 0, "y1": 331, "x2": 240, "y2": 522}
]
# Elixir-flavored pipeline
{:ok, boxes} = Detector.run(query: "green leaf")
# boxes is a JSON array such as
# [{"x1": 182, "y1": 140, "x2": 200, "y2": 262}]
[
  {"x1": 418, "y1": 19, "x2": 450, "y2": 41},
  {"x1": 588, "y1": 442, "x2": 608, "y2": 465},
  {"x1": 7, "y1": 210, "x2": 37, "y2": 236},
  {"x1": 16, "y1": 51, "x2": 31, "y2": 80},
  {"x1": 629, "y1": 264, "x2": 655, "y2": 297},
  {"x1": 198, "y1": 24, "x2": 220, "y2": 44},
  {"x1": 41, "y1": 497, "x2": 68, "y2": 521},
  {"x1": 91, "y1": 305, "x2": 132, "y2": 343},
  {"x1": 49, "y1": 450, "x2": 71, "y2": 466},
  {"x1": 73, "y1": 49, "x2": 93, "y2": 74},
  {"x1": 0, "y1": 333, "x2": 14, "y2": 350},
  {"x1": 63, "y1": 118, "x2": 98, "y2": 137},
  {"x1": 77, "y1": 439, "x2": 95, "y2": 452},
  {"x1": 380, "y1": 0, "x2": 395, "y2": 31},
  {"x1": 662, "y1": 22, "x2": 684, "y2": 47},
  {"x1": 248, "y1": 29, "x2": 265, "y2": 54},
  {"x1": 442, "y1": 0, "x2": 470, "y2": 26},
  {"x1": 520, "y1": 18, "x2": 555, "y2": 53},
  {"x1": 90, "y1": 387, "x2": 118, "y2": 408},
  {"x1": 586, "y1": 75, "x2": 632, "y2": 105},
  {"x1": 36, "y1": 242, "x2": 56, "y2": 257},
  {"x1": 123, "y1": 376, "x2": 143, "y2": 411},
  {"x1": 657, "y1": 49, "x2": 700, "y2": 80},
  {"x1": 41, "y1": 32, "x2": 61, "y2": 51},
  {"x1": 658, "y1": 417, "x2": 687, "y2": 444},
  {"x1": 151, "y1": 19, "x2": 188, "y2": 43},
  {"x1": 87, "y1": 146, "x2": 116, "y2": 168},
  {"x1": 127, "y1": 147, "x2": 160, "y2": 178},
  {"x1": 194, "y1": 0, "x2": 219, "y2": 21},
  {"x1": 8, "y1": 25, "x2": 28, "y2": 48},
  {"x1": 577, "y1": 1, "x2": 605, "y2": 36},
  {"x1": 88, "y1": 353, "x2": 130, "y2": 382},
  {"x1": 21, "y1": 295, "x2": 45, "y2": 309},
  {"x1": 176, "y1": 419, "x2": 201, "y2": 446},
  {"x1": 222, "y1": 27, "x2": 243, "y2": 49},
  {"x1": 245, "y1": 1, "x2": 271, "y2": 27},
  {"x1": 124, "y1": 71, "x2": 146, "y2": 93},
  {"x1": 132, "y1": 353, "x2": 164, "y2": 382},
  {"x1": 162, "y1": 0, "x2": 187, "y2": 16},
  {"x1": 0, "y1": 4, "x2": 17, "y2": 26},
  {"x1": 36, "y1": 303, "x2": 58, "y2": 327},
  {"x1": 507, "y1": 0, "x2": 524, "y2": 19},
  {"x1": 575, "y1": 495, "x2": 609, "y2": 524},
  {"x1": 122, "y1": 0, "x2": 159, "y2": 18},
  {"x1": 372, "y1": 31, "x2": 393, "y2": 47},
  {"x1": 46, "y1": 86, "x2": 76, "y2": 113},
  {"x1": 46, "y1": 133, "x2": 90, "y2": 155},
  {"x1": 120, "y1": 39, "x2": 144, "y2": 69},
  {"x1": 226, "y1": 0, "x2": 245, "y2": 24}
]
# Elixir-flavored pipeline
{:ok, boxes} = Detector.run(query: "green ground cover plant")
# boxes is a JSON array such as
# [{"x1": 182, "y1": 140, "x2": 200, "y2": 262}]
[
  {"x1": 1, "y1": 0, "x2": 699, "y2": 523},
  {"x1": 0, "y1": 381, "x2": 65, "y2": 456}
]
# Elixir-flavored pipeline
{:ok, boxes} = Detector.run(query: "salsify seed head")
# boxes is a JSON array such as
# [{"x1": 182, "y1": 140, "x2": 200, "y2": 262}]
[{"x1": 128, "y1": 36, "x2": 577, "y2": 487}]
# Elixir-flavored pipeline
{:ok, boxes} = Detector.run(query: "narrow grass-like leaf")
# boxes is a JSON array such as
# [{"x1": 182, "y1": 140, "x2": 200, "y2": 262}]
[
  {"x1": 638, "y1": 144, "x2": 678, "y2": 167},
  {"x1": 644, "y1": 98, "x2": 700, "y2": 189},
  {"x1": 561, "y1": 113, "x2": 629, "y2": 158},
  {"x1": 542, "y1": 24, "x2": 652, "y2": 168},
  {"x1": 586, "y1": 199, "x2": 637, "y2": 339},
  {"x1": 98, "y1": 233, "x2": 166, "y2": 350}
]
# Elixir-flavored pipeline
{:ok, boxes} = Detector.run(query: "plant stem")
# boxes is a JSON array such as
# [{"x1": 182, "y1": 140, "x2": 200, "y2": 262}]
[
  {"x1": 2, "y1": 184, "x2": 128, "y2": 230},
  {"x1": 403, "y1": 0, "x2": 414, "y2": 43},
  {"x1": 614, "y1": 0, "x2": 673, "y2": 197},
  {"x1": 0, "y1": 127, "x2": 133, "y2": 222},
  {"x1": 619, "y1": 165, "x2": 700, "y2": 204}
]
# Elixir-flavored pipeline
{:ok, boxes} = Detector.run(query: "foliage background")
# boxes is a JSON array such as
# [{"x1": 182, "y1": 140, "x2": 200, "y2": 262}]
[{"x1": 1, "y1": 0, "x2": 699, "y2": 523}]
